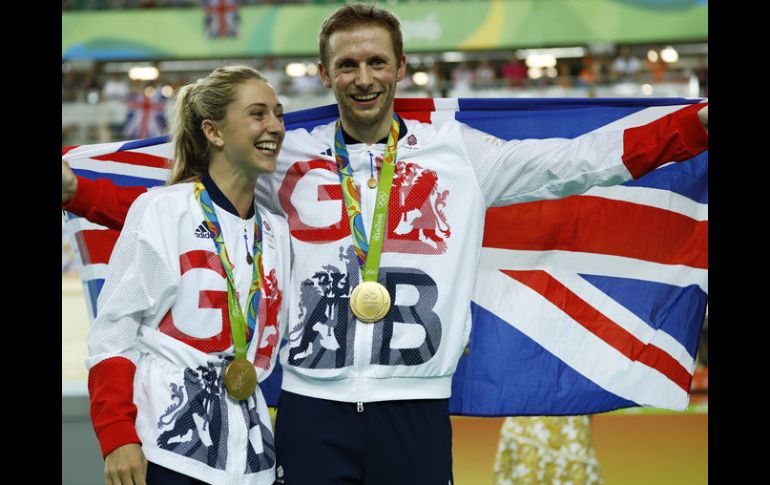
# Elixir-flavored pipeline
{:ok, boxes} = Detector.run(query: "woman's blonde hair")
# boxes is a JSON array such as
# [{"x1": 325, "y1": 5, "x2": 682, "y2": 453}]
[{"x1": 167, "y1": 65, "x2": 266, "y2": 185}]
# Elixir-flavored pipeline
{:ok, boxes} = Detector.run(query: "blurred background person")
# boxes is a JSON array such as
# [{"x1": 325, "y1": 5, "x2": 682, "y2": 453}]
[
  {"x1": 473, "y1": 56, "x2": 497, "y2": 89},
  {"x1": 494, "y1": 416, "x2": 603, "y2": 485},
  {"x1": 451, "y1": 60, "x2": 474, "y2": 94},
  {"x1": 611, "y1": 45, "x2": 642, "y2": 82},
  {"x1": 501, "y1": 52, "x2": 528, "y2": 88},
  {"x1": 577, "y1": 55, "x2": 599, "y2": 97},
  {"x1": 102, "y1": 72, "x2": 130, "y2": 102}
]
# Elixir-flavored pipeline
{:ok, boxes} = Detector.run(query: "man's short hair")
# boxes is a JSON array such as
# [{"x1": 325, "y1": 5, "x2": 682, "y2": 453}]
[{"x1": 319, "y1": 3, "x2": 403, "y2": 69}]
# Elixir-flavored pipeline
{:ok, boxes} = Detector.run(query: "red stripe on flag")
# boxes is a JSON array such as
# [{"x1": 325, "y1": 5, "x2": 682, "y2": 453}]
[
  {"x1": 483, "y1": 195, "x2": 707, "y2": 269},
  {"x1": 93, "y1": 151, "x2": 169, "y2": 169},
  {"x1": 395, "y1": 98, "x2": 436, "y2": 123},
  {"x1": 80, "y1": 229, "x2": 120, "y2": 265},
  {"x1": 505, "y1": 269, "x2": 692, "y2": 392},
  {"x1": 62, "y1": 145, "x2": 77, "y2": 156}
]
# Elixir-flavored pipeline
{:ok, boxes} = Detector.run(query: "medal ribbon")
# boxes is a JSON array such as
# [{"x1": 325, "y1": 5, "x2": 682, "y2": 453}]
[
  {"x1": 194, "y1": 181, "x2": 263, "y2": 360},
  {"x1": 334, "y1": 115, "x2": 400, "y2": 282}
]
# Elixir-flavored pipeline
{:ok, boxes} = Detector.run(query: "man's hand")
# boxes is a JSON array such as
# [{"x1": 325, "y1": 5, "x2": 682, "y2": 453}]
[
  {"x1": 62, "y1": 159, "x2": 78, "y2": 204},
  {"x1": 103, "y1": 443, "x2": 147, "y2": 485},
  {"x1": 698, "y1": 105, "x2": 708, "y2": 133}
]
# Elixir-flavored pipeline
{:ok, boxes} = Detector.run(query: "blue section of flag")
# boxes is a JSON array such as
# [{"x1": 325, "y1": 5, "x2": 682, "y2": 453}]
[
  {"x1": 85, "y1": 279, "x2": 105, "y2": 320},
  {"x1": 456, "y1": 98, "x2": 701, "y2": 139},
  {"x1": 579, "y1": 274, "x2": 707, "y2": 358},
  {"x1": 259, "y1": 344, "x2": 286, "y2": 404},
  {"x1": 622, "y1": 152, "x2": 708, "y2": 203},
  {"x1": 119, "y1": 136, "x2": 170, "y2": 151},
  {"x1": 457, "y1": 106, "x2": 645, "y2": 139},
  {"x1": 73, "y1": 169, "x2": 166, "y2": 188},
  {"x1": 284, "y1": 104, "x2": 340, "y2": 133},
  {"x1": 450, "y1": 303, "x2": 638, "y2": 416},
  {"x1": 456, "y1": 98, "x2": 701, "y2": 112}
]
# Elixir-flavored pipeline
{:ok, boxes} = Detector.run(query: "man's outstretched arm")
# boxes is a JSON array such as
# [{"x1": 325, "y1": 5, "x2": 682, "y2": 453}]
[{"x1": 465, "y1": 101, "x2": 708, "y2": 208}]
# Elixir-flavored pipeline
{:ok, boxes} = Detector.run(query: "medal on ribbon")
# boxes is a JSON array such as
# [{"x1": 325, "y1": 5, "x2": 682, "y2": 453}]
[
  {"x1": 349, "y1": 280, "x2": 391, "y2": 323},
  {"x1": 334, "y1": 115, "x2": 400, "y2": 323},
  {"x1": 223, "y1": 357, "x2": 258, "y2": 401},
  {"x1": 194, "y1": 180, "x2": 263, "y2": 400}
]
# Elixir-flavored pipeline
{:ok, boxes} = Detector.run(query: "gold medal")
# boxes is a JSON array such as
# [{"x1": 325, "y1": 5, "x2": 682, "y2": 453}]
[
  {"x1": 224, "y1": 358, "x2": 257, "y2": 400},
  {"x1": 350, "y1": 281, "x2": 391, "y2": 323},
  {"x1": 367, "y1": 177, "x2": 378, "y2": 189}
]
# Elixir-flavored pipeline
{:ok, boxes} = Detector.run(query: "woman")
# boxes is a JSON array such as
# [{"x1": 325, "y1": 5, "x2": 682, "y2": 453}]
[{"x1": 87, "y1": 65, "x2": 289, "y2": 485}]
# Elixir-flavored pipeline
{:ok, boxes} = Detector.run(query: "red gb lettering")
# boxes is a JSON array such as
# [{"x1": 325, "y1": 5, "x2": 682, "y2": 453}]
[
  {"x1": 278, "y1": 160, "x2": 350, "y2": 243},
  {"x1": 253, "y1": 268, "x2": 282, "y2": 370},
  {"x1": 159, "y1": 250, "x2": 233, "y2": 353},
  {"x1": 158, "y1": 250, "x2": 283, "y2": 368}
]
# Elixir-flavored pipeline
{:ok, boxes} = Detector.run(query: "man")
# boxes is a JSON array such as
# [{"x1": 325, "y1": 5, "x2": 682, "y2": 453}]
[
  {"x1": 611, "y1": 45, "x2": 643, "y2": 83},
  {"x1": 63, "y1": 4, "x2": 708, "y2": 484}
]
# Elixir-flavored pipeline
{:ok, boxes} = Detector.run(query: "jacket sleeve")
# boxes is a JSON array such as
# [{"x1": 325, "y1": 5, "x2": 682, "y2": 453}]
[
  {"x1": 463, "y1": 102, "x2": 708, "y2": 207},
  {"x1": 86, "y1": 194, "x2": 177, "y2": 457},
  {"x1": 62, "y1": 176, "x2": 148, "y2": 231}
]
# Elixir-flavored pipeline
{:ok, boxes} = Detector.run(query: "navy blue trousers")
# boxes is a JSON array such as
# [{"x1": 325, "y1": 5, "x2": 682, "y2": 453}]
[
  {"x1": 275, "y1": 391, "x2": 454, "y2": 485},
  {"x1": 145, "y1": 462, "x2": 207, "y2": 484}
]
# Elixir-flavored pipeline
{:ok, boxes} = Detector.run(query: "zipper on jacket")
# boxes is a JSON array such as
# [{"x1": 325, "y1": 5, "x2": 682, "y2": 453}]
[
  {"x1": 355, "y1": 146, "x2": 378, "y2": 414},
  {"x1": 355, "y1": 325, "x2": 365, "y2": 413}
]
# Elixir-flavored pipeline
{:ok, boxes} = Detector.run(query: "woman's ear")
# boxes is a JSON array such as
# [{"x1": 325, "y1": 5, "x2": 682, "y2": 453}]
[{"x1": 201, "y1": 119, "x2": 224, "y2": 147}]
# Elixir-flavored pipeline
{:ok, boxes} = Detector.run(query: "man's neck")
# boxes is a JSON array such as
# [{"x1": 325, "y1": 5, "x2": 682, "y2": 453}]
[{"x1": 340, "y1": 111, "x2": 394, "y2": 145}]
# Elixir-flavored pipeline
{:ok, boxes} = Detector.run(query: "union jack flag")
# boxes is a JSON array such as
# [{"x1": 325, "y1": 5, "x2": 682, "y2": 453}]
[
  {"x1": 122, "y1": 92, "x2": 167, "y2": 139},
  {"x1": 203, "y1": 0, "x2": 240, "y2": 39},
  {"x1": 62, "y1": 98, "x2": 707, "y2": 416}
]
